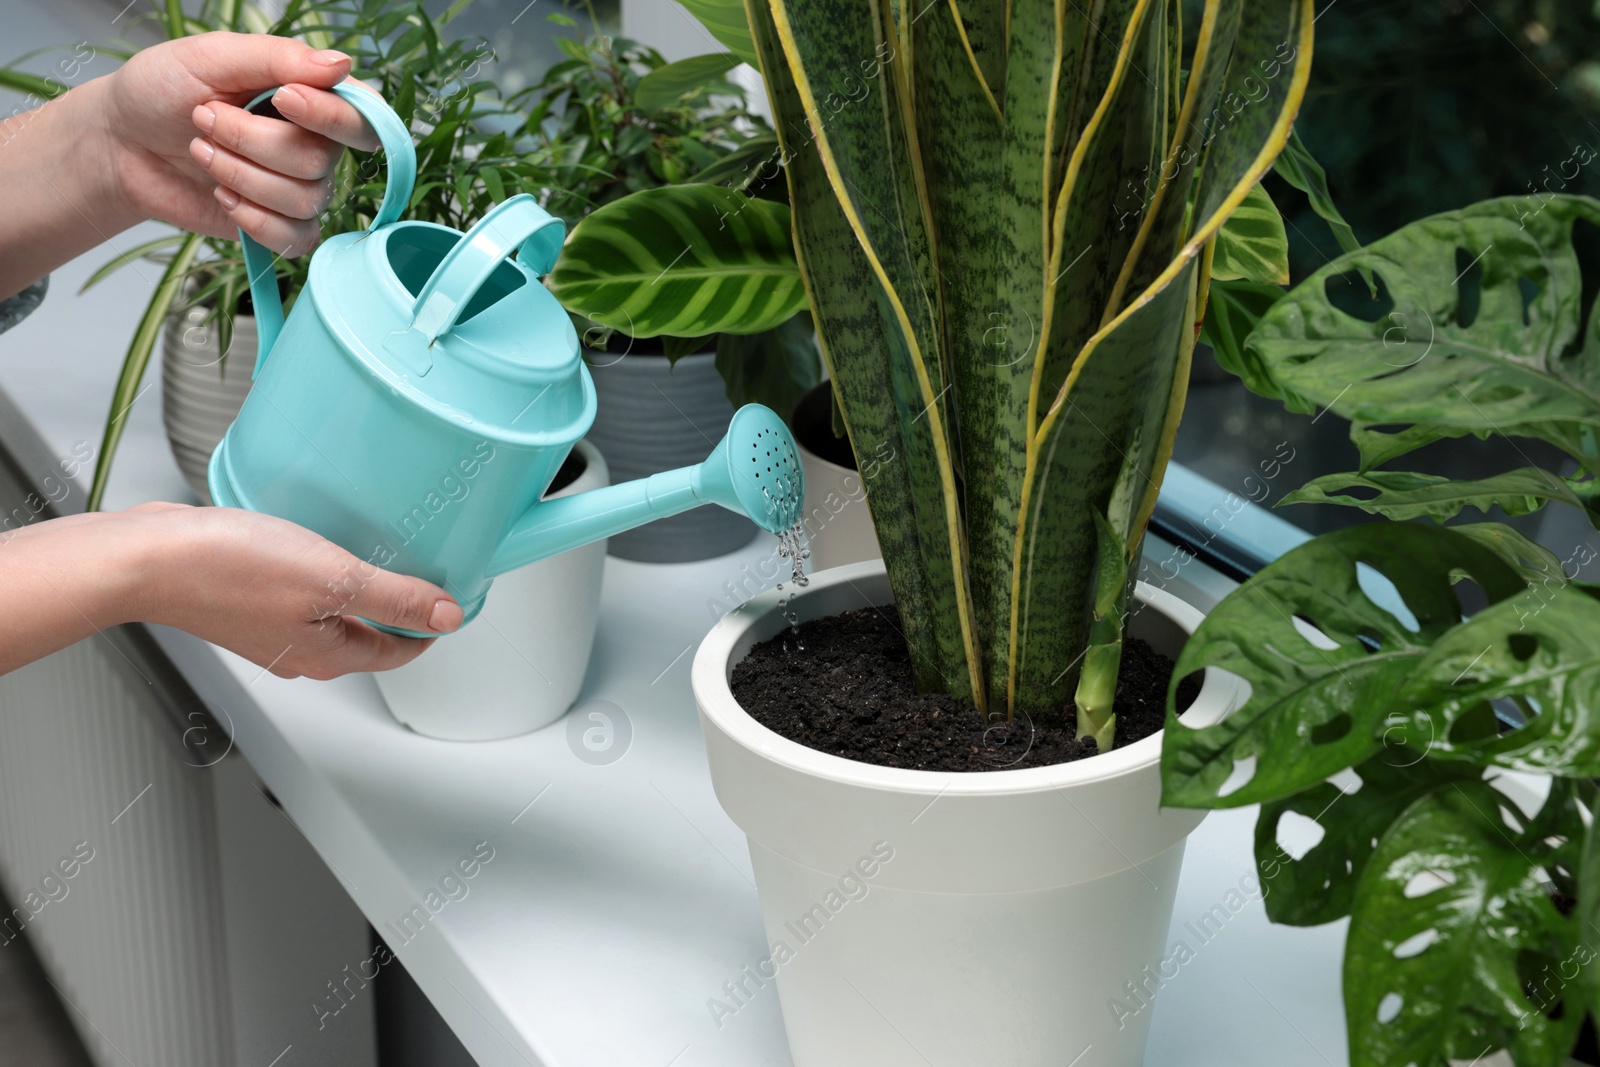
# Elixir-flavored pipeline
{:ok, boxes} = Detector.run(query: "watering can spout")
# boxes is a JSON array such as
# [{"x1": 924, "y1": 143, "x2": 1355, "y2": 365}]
[{"x1": 486, "y1": 404, "x2": 805, "y2": 577}]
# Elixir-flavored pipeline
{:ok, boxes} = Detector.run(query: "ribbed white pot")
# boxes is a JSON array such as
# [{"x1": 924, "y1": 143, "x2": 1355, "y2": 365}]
[
  {"x1": 374, "y1": 440, "x2": 610, "y2": 741},
  {"x1": 162, "y1": 305, "x2": 256, "y2": 504},
  {"x1": 691, "y1": 560, "x2": 1242, "y2": 1067}
]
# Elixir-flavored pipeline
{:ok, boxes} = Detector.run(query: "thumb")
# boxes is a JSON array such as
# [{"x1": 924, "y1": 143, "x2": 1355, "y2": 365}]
[
  {"x1": 191, "y1": 31, "x2": 352, "y2": 95},
  {"x1": 347, "y1": 566, "x2": 465, "y2": 636}
]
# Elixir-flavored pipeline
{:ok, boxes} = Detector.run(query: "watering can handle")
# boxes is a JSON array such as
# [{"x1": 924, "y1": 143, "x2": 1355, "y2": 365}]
[
  {"x1": 238, "y1": 81, "x2": 417, "y2": 380},
  {"x1": 408, "y1": 194, "x2": 566, "y2": 345}
]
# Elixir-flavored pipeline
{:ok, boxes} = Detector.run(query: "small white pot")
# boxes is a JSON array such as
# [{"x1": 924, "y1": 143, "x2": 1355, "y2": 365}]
[
  {"x1": 691, "y1": 560, "x2": 1241, "y2": 1067},
  {"x1": 374, "y1": 440, "x2": 610, "y2": 742}
]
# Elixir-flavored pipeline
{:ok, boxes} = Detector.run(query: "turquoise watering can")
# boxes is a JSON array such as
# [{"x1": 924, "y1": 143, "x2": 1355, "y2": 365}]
[{"x1": 208, "y1": 82, "x2": 805, "y2": 635}]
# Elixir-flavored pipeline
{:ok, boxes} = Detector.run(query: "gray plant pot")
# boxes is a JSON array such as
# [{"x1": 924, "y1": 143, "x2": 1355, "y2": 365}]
[
  {"x1": 583, "y1": 349, "x2": 758, "y2": 562},
  {"x1": 162, "y1": 305, "x2": 255, "y2": 504}
]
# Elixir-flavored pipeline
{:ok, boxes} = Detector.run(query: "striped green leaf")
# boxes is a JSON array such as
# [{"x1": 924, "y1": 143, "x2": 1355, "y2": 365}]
[
  {"x1": 1210, "y1": 182, "x2": 1289, "y2": 284},
  {"x1": 89, "y1": 233, "x2": 202, "y2": 510},
  {"x1": 635, "y1": 53, "x2": 742, "y2": 112},
  {"x1": 1012, "y1": 0, "x2": 1314, "y2": 715},
  {"x1": 546, "y1": 184, "x2": 806, "y2": 339},
  {"x1": 751, "y1": 0, "x2": 978, "y2": 700},
  {"x1": 679, "y1": 0, "x2": 760, "y2": 68}
]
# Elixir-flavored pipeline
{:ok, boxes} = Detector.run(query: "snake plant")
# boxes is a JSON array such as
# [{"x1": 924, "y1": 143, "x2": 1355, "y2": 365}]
[{"x1": 624, "y1": 0, "x2": 1315, "y2": 742}]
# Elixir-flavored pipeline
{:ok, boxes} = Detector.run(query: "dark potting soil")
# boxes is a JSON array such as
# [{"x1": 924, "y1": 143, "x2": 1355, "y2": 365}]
[{"x1": 730, "y1": 605, "x2": 1199, "y2": 772}]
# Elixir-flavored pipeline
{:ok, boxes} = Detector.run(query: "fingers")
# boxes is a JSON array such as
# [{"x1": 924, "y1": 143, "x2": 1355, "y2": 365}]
[
  {"x1": 194, "y1": 100, "x2": 341, "y2": 180},
  {"x1": 314, "y1": 620, "x2": 435, "y2": 678},
  {"x1": 346, "y1": 568, "x2": 465, "y2": 637},
  {"x1": 189, "y1": 135, "x2": 333, "y2": 220},
  {"x1": 270, "y1": 83, "x2": 382, "y2": 152},
  {"x1": 210, "y1": 186, "x2": 321, "y2": 258},
  {"x1": 184, "y1": 31, "x2": 352, "y2": 96}
]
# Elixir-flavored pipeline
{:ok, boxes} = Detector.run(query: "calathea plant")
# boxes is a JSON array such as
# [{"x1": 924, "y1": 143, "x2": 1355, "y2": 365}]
[
  {"x1": 1161, "y1": 194, "x2": 1600, "y2": 1066},
  {"x1": 554, "y1": 0, "x2": 1318, "y2": 743}
]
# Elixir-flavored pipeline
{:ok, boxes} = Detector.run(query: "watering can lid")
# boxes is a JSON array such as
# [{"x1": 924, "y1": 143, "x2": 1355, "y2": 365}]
[{"x1": 239, "y1": 84, "x2": 591, "y2": 442}]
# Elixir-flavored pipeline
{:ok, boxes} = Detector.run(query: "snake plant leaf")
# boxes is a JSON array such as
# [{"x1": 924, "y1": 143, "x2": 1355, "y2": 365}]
[
  {"x1": 1160, "y1": 522, "x2": 1537, "y2": 809},
  {"x1": 1031, "y1": 0, "x2": 1164, "y2": 419},
  {"x1": 950, "y1": 0, "x2": 1007, "y2": 104},
  {"x1": 1013, "y1": 0, "x2": 1313, "y2": 715},
  {"x1": 1209, "y1": 182, "x2": 1290, "y2": 284},
  {"x1": 634, "y1": 53, "x2": 742, "y2": 112},
  {"x1": 678, "y1": 0, "x2": 760, "y2": 68},
  {"x1": 546, "y1": 184, "x2": 806, "y2": 338},
  {"x1": 747, "y1": 0, "x2": 977, "y2": 698},
  {"x1": 1103, "y1": 0, "x2": 1245, "y2": 318},
  {"x1": 1243, "y1": 195, "x2": 1600, "y2": 474},
  {"x1": 88, "y1": 233, "x2": 202, "y2": 511},
  {"x1": 1280, "y1": 467, "x2": 1598, "y2": 524},
  {"x1": 1254, "y1": 754, "x2": 1483, "y2": 928},
  {"x1": 905, "y1": 0, "x2": 1007, "y2": 707},
  {"x1": 1389, "y1": 583, "x2": 1600, "y2": 777},
  {"x1": 1343, "y1": 779, "x2": 1585, "y2": 1067}
]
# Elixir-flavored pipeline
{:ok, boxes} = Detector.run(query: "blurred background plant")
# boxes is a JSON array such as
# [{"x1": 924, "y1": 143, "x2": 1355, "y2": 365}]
[
  {"x1": 0, "y1": 0, "x2": 819, "y2": 509},
  {"x1": 1174, "y1": 0, "x2": 1600, "y2": 552}
]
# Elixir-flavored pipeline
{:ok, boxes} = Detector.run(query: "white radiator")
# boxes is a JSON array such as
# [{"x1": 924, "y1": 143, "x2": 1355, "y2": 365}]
[{"x1": 0, "y1": 633, "x2": 377, "y2": 1067}]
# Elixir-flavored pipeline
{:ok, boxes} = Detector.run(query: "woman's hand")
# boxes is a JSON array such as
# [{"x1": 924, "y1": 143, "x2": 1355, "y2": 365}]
[
  {"x1": 0, "y1": 31, "x2": 383, "y2": 299},
  {"x1": 103, "y1": 31, "x2": 380, "y2": 257},
  {"x1": 0, "y1": 503, "x2": 462, "y2": 680}
]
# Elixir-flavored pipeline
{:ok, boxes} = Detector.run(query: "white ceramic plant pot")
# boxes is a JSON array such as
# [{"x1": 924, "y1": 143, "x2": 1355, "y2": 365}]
[
  {"x1": 791, "y1": 382, "x2": 881, "y2": 570},
  {"x1": 374, "y1": 440, "x2": 610, "y2": 742},
  {"x1": 691, "y1": 560, "x2": 1242, "y2": 1067},
  {"x1": 162, "y1": 304, "x2": 256, "y2": 504}
]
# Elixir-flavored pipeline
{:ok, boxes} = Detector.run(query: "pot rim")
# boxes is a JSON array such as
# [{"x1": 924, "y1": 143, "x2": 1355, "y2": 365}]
[{"x1": 691, "y1": 558, "x2": 1237, "y2": 798}]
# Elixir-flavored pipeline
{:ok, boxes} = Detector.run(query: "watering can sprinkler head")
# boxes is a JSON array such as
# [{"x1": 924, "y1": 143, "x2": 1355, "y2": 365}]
[
  {"x1": 696, "y1": 404, "x2": 805, "y2": 534},
  {"x1": 485, "y1": 404, "x2": 806, "y2": 577}
]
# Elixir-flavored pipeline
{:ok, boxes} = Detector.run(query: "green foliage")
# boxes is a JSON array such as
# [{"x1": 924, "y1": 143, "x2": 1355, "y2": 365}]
[
  {"x1": 676, "y1": 0, "x2": 1317, "y2": 727},
  {"x1": 11, "y1": 0, "x2": 816, "y2": 506},
  {"x1": 1161, "y1": 194, "x2": 1600, "y2": 1065},
  {"x1": 511, "y1": 25, "x2": 764, "y2": 226},
  {"x1": 547, "y1": 184, "x2": 806, "y2": 338},
  {"x1": 1209, "y1": 183, "x2": 1290, "y2": 284}
]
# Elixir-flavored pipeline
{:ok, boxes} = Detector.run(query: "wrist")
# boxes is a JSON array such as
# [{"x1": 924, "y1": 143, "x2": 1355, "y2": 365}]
[{"x1": 62, "y1": 75, "x2": 143, "y2": 237}]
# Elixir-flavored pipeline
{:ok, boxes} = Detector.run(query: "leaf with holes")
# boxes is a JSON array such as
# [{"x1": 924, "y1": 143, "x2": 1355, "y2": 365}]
[
  {"x1": 546, "y1": 184, "x2": 805, "y2": 338},
  {"x1": 1242, "y1": 195, "x2": 1600, "y2": 473},
  {"x1": 1392, "y1": 582, "x2": 1600, "y2": 776},
  {"x1": 1254, "y1": 755, "x2": 1483, "y2": 928},
  {"x1": 1280, "y1": 467, "x2": 1600, "y2": 524},
  {"x1": 1160, "y1": 522, "x2": 1542, "y2": 809},
  {"x1": 1344, "y1": 778, "x2": 1586, "y2": 1067},
  {"x1": 1209, "y1": 182, "x2": 1290, "y2": 285}
]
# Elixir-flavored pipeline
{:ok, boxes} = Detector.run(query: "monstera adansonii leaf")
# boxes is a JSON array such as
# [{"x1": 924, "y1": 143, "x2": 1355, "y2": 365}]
[
  {"x1": 1236, "y1": 195, "x2": 1600, "y2": 523},
  {"x1": 1342, "y1": 778, "x2": 1588, "y2": 1067},
  {"x1": 1160, "y1": 521, "x2": 1558, "y2": 809},
  {"x1": 547, "y1": 184, "x2": 805, "y2": 338}
]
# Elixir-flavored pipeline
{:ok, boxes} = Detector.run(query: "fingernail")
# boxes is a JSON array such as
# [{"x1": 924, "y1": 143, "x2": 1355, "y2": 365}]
[
  {"x1": 192, "y1": 104, "x2": 215, "y2": 133},
  {"x1": 312, "y1": 49, "x2": 349, "y2": 67},
  {"x1": 272, "y1": 86, "x2": 305, "y2": 117},
  {"x1": 428, "y1": 599, "x2": 463, "y2": 633},
  {"x1": 189, "y1": 138, "x2": 214, "y2": 167},
  {"x1": 213, "y1": 186, "x2": 239, "y2": 210}
]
